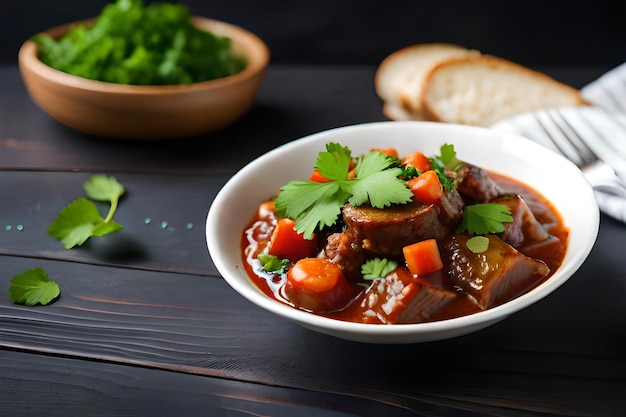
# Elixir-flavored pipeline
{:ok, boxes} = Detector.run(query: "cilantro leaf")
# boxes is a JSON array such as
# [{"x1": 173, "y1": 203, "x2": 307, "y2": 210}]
[
  {"x1": 92, "y1": 219, "x2": 124, "y2": 237},
  {"x1": 258, "y1": 253, "x2": 289, "y2": 274},
  {"x1": 292, "y1": 194, "x2": 347, "y2": 239},
  {"x1": 399, "y1": 164, "x2": 419, "y2": 180},
  {"x1": 84, "y1": 175, "x2": 125, "y2": 223},
  {"x1": 362, "y1": 258, "x2": 398, "y2": 280},
  {"x1": 8, "y1": 268, "x2": 60, "y2": 306},
  {"x1": 84, "y1": 175, "x2": 125, "y2": 202},
  {"x1": 348, "y1": 168, "x2": 412, "y2": 208},
  {"x1": 429, "y1": 143, "x2": 460, "y2": 191},
  {"x1": 48, "y1": 175, "x2": 126, "y2": 248},
  {"x1": 48, "y1": 198, "x2": 109, "y2": 248},
  {"x1": 457, "y1": 203, "x2": 513, "y2": 235},
  {"x1": 438, "y1": 143, "x2": 462, "y2": 170},
  {"x1": 354, "y1": 150, "x2": 396, "y2": 178},
  {"x1": 274, "y1": 145, "x2": 414, "y2": 239},
  {"x1": 315, "y1": 142, "x2": 352, "y2": 181},
  {"x1": 274, "y1": 181, "x2": 349, "y2": 239}
]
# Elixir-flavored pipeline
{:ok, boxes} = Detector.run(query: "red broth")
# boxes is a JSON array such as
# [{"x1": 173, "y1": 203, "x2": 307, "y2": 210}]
[{"x1": 241, "y1": 171, "x2": 568, "y2": 324}]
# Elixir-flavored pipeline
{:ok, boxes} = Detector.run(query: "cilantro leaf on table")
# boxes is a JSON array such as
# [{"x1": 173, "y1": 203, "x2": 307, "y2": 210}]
[
  {"x1": 84, "y1": 174, "x2": 125, "y2": 202},
  {"x1": 274, "y1": 145, "x2": 413, "y2": 239},
  {"x1": 457, "y1": 203, "x2": 513, "y2": 235},
  {"x1": 48, "y1": 175, "x2": 125, "y2": 249},
  {"x1": 47, "y1": 198, "x2": 123, "y2": 249},
  {"x1": 362, "y1": 258, "x2": 398, "y2": 280},
  {"x1": 84, "y1": 175, "x2": 125, "y2": 223},
  {"x1": 8, "y1": 268, "x2": 60, "y2": 306}
]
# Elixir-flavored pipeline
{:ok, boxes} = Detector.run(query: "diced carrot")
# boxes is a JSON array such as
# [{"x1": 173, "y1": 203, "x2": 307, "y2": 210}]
[
  {"x1": 372, "y1": 147, "x2": 399, "y2": 159},
  {"x1": 403, "y1": 239, "x2": 444, "y2": 276},
  {"x1": 406, "y1": 170, "x2": 444, "y2": 204},
  {"x1": 285, "y1": 258, "x2": 359, "y2": 312},
  {"x1": 287, "y1": 258, "x2": 343, "y2": 293},
  {"x1": 402, "y1": 151, "x2": 431, "y2": 172},
  {"x1": 309, "y1": 169, "x2": 332, "y2": 183},
  {"x1": 268, "y1": 218, "x2": 318, "y2": 262}
]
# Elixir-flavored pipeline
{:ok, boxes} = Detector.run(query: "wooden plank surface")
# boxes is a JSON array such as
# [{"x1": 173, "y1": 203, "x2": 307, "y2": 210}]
[
  {"x1": 1, "y1": 170, "x2": 625, "y2": 416},
  {"x1": 1, "y1": 64, "x2": 624, "y2": 416},
  {"x1": 0, "y1": 66, "x2": 386, "y2": 174}
]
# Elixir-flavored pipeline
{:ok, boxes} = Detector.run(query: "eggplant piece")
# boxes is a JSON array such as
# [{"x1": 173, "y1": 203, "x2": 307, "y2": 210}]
[
  {"x1": 342, "y1": 189, "x2": 464, "y2": 257},
  {"x1": 489, "y1": 194, "x2": 551, "y2": 248},
  {"x1": 444, "y1": 233, "x2": 550, "y2": 309},
  {"x1": 356, "y1": 268, "x2": 458, "y2": 324}
]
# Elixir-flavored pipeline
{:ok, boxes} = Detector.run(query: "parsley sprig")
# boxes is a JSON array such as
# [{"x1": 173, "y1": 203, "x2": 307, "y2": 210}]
[{"x1": 274, "y1": 143, "x2": 413, "y2": 239}]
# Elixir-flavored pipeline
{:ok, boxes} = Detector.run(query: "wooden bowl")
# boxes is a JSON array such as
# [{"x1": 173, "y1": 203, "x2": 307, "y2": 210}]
[{"x1": 18, "y1": 17, "x2": 270, "y2": 140}]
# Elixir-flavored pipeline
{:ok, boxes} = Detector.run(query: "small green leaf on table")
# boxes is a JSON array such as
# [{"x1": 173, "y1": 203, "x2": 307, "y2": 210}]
[{"x1": 8, "y1": 268, "x2": 60, "y2": 306}]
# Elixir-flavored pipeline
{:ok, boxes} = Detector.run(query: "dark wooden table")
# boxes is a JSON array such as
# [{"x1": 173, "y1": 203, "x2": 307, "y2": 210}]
[{"x1": 1, "y1": 64, "x2": 624, "y2": 416}]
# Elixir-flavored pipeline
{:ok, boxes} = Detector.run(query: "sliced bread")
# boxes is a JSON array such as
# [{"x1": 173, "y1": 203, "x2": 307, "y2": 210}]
[
  {"x1": 382, "y1": 101, "x2": 425, "y2": 121},
  {"x1": 375, "y1": 43, "x2": 480, "y2": 118},
  {"x1": 421, "y1": 55, "x2": 589, "y2": 127}
]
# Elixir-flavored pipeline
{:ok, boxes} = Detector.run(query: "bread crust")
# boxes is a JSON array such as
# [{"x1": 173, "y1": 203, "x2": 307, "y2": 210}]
[
  {"x1": 382, "y1": 101, "x2": 425, "y2": 121},
  {"x1": 375, "y1": 43, "x2": 479, "y2": 117}
]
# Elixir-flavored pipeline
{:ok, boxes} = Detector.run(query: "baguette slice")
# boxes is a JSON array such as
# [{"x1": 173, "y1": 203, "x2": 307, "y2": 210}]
[
  {"x1": 421, "y1": 55, "x2": 589, "y2": 127},
  {"x1": 375, "y1": 43, "x2": 480, "y2": 118},
  {"x1": 382, "y1": 101, "x2": 425, "y2": 121}
]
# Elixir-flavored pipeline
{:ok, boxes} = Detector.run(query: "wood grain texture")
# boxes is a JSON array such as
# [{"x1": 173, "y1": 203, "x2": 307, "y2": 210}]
[
  {"x1": 1, "y1": 211, "x2": 624, "y2": 416},
  {"x1": 1, "y1": 349, "x2": 407, "y2": 417},
  {"x1": 0, "y1": 171, "x2": 223, "y2": 275},
  {"x1": 0, "y1": 64, "x2": 624, "y2": 416},
  {"x1": 0, "y1": 66, "x2": 385, "y2": 174}
]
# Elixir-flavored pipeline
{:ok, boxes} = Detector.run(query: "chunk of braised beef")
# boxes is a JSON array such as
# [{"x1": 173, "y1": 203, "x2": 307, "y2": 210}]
[
  {"x1": 323, "y1": 232, "x2": 366, "y2": 281},
  {"x1": 349, "y1": 267, "x2": 458, "y2": 324},
  {"x1": 341, "y1": 189, "x2": 464, "y2": 257},
  {"x1": 489, "y1": 194, "x2": 551, "y2": 248},
  {"x1": 438, "y1": 188, "x2": 465, "y2": 225},
  {"x1": 444, "y1": 233, "x2": 550, "y2": 309},
  {"x1": 456, "y1": 162, "x2": 503, "y2": 203}
]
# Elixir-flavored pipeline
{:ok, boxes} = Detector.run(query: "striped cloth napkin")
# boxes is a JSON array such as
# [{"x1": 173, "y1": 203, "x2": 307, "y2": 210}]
[{"x1": 491, "y1": 63, "x2": 626, "y2": 223}]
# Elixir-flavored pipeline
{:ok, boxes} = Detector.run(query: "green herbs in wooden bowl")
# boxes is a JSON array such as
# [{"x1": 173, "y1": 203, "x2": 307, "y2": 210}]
[
  {"x1": 32, "y1": 0, "x2": 247, "y2": 86},
  {"x1": 18, "y1": 0, "x2": 269, "y2": 139}
]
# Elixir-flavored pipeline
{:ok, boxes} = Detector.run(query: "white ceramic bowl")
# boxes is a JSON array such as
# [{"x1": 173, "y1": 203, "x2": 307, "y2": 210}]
[{"x1": 206, "y1": 121, "x2": 599, "y2": 344}]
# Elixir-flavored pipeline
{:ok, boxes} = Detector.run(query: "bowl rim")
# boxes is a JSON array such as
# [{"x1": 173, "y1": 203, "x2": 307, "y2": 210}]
[
  {"x1": 18, "y1": 16, "x2": 270, "y2": 95},
  {"x1": 206, "y1": 121, "x2": 600, "y2": 342}
]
